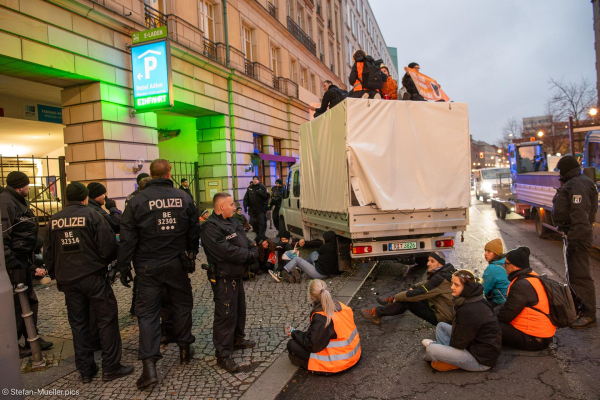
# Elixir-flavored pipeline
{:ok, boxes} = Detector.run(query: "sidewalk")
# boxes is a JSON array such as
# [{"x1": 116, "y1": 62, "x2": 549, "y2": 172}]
[{"x1": 19, "y1": 228, "x2": 368, "y2": 400}]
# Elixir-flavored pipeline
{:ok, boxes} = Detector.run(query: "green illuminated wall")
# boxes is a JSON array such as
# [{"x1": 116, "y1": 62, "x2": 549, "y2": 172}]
[{"x1": 156, "y1": 113, "x2": 199, "y2": 163}]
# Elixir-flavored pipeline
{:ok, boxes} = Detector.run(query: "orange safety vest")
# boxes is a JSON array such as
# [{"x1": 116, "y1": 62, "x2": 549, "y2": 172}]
[
  {"x1": 352, "y1": 62, "x2": 364, "y2": 92},
  {"x1": 307, "y1": 303, "x2": 361, "y2": 373},
  {"x1": 507, "y1": 273, "x2": 556, "y2": 338}
]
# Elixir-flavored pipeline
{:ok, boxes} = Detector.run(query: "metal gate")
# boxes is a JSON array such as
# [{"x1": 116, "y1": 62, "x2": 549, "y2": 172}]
[
  {"x1": 169, "y1": 160, "x2": 200, "y2": 204},
  {"x1": 0, "y1": 155, "x2": 67, "y2": 224}
]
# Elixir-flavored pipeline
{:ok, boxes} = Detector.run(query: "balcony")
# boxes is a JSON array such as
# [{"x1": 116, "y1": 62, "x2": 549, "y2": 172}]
[
  {"x1": 287, "y1": 16, "x2": 316, "y2": 55},
  {"x1": 144, "y1": 3, "x2": 166, "y2": 29},
  {"x1": 273, "y1": 75, "x2": 280, "y2": 90},
  {"x1": 203, "y1": 37, "x2": 217, "y2": 61},
  {"x1": 319, "y1": 53, "x2": 324, "y2": 63},
  {"x1": 328, "y1": 19, "x2": 332, "y2": 29},
  {"x1": 330, "y1": 64, "x2": 334, "y2": 72},
  {"x1": 244, "y1": 59, "x2": 255, "y2": 79},
  {"x1": 316, "y1": 3, "x2": 322, "y2": 17},
  {"x1": 268, "y1": 2, "x2": 277, "y2": 18}
]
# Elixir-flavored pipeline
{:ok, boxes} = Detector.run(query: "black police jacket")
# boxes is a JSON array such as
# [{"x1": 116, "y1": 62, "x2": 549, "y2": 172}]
[
  {"x1": 552, "y1": 169, "x2": 598, "y2": 244},
  {"x1": 43, "y1": 203, "x2": 117, "y2": 285},
  {"x1": 118, "y1": 178, "x2": 199, "y2": 267},
  {"x1": 200, "y1": 212, "x2": 257, "y2": 279},
  {"x1": 0, "y1": 186, "x2": 39, "y2": 270},
  {"x1": 124, "y1": 189, "x2": 139, "y2": 210},
  {"x1": 270, "y1": 186, "x2": 284, "y2": 207},
  {"x1": 88, "y1": 198, "x2": 122, "y2": 234},
  {"x1": 243, "y1": 183, "x2": 270, "y2": 214}
]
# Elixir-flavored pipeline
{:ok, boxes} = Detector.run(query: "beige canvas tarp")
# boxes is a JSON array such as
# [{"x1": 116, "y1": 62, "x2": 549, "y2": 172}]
[{"x1": 300, "y1": 98, "x2": 471, "y2": 213}]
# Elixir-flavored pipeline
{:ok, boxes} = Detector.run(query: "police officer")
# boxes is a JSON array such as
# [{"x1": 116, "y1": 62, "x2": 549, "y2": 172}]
[
  {"x1": 243, "y1": 176, "x2": 270, "y2": 236},
  {"x1": 201, "y1": 192, "x2": 258, "y2": 372},
  {"x1": 552, "y1": 155, "x2": 598, "y2": 329},
  {"x1": 87, "y1": 182, "x2": 122, "y2": 233},
  {"x1": 0, "y1": 171, "x2": 52, "y2": 357},
  {"x1": 124, "y1": 173, "x2": 150, "y2": 210},
  {"x1": 43, "y1": 182, "x2": 133, "y2": 383},
  {"x1": 117, "y1": 159, "x2": 199, "y2": 389},
  {"x1": 270, "y1": 179, "x2": 284, "y2": 232}
]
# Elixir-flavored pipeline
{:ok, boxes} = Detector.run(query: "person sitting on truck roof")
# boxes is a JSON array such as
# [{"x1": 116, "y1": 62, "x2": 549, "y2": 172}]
[
  {"x1": 380, "y1": 65, "x2": 398, "y2": 100},
  {"x1": 482, "y1": 239, "x2": 509, "y2": 307},
  {"x1": 348, "y1": 50, "x2": 385, "y2": 99},
  {"x1": 401, "y1": 62, "x2": 426, "y2": 101},
  {"x1": 360, "y1": 251, "x2": 455, "y2": 326},
  {"x1": 496, "y1": 246, "x2": 556, "y2": 351},
  {"x1": 314, "y1": 81, "x2": 348, "y2": 118},
  {"x1": 275, "y1": 231, "x2": 340, "y2": 283}
]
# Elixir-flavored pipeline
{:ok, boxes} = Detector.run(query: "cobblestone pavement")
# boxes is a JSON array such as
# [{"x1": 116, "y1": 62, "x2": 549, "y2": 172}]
[{"x1": 21, "y1": 228, "x2": 361, "y2": 400}]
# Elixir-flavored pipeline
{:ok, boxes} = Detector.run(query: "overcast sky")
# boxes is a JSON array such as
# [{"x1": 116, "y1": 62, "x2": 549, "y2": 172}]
[{"x1": 370, "y1": 0, "x2": 597, "y2": 145}]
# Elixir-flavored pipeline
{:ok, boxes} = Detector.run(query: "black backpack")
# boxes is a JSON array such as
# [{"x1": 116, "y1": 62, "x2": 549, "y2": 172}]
[
  {"x1": 360, "y1": 56, "x2": 385, "y2": 90},
  {"x1": 527, "y1": 274, "x2": 577, "y2": 328},
  {"x1": 329, "y1": 87, "x2": 348, "y2": 108}
]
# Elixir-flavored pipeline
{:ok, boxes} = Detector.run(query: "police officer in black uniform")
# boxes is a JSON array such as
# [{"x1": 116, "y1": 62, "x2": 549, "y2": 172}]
[
  {"x1": 243, "y1": 176, "x2": 270, "y2": 236},
  {"x1": 117, "y1": 159, "x2": 199, "y2": 389},
  {"x1": 0, "y1": 171, "x2": 53, "y2": 357},
  {"x1": 270, "y1": 179, "x2": 285, "y2": 232},
  {"x1": 201, "y1": 192, "x2": 258, "y2": 372},
  {"x1": 43, "y1": 182, "x2": 133, "y2": 383},
  {"x1": 552, "y1": 155, "x2": 598, "y2": 329},
  {"x1": 124, "y1": 173, "x2": 150, "y2": 210},
  {"x1": 87, "y1": 182, "x2": 122, "y2": 233}
]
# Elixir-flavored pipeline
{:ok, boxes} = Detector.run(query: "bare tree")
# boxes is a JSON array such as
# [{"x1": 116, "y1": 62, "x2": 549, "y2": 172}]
[
  {"x1": 547, "y1": 78, "x2": 598, "y2": 123},
  {"x1": 496, "y1": 117, "x2": 522, "y2": 149}
]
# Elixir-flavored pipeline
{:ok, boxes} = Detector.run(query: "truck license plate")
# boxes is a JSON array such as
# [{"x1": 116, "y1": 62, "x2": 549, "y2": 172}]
[{"x1": 389, "y1": 242, "x2": 417, "y2": 251}]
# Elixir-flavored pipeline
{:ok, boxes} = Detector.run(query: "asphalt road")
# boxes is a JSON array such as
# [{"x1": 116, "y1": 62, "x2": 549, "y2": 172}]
[{"x1": 276, "y1": 197, "x2": 600, "y2": 400}]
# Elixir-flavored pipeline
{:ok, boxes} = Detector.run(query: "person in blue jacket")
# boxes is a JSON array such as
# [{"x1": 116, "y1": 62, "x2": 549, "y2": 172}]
[{"x1": 482, "y1": 239, "x2": 509, "y2": 307}]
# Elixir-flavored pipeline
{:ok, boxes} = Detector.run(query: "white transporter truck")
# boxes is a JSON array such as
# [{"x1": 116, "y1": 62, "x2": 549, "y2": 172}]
[{"x1": 279, "y1": 98, "x2": 471, "y2": 270}]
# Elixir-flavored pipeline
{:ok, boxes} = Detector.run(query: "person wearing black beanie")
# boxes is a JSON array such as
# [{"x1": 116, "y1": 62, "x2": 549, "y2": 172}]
[
  {"x1": 0, "y1": 169, "x2": 51, "y2": 357},
  {"x1": 496, "y1": 246, "x2": 557, "y2": 350},
  {"x1": 87, "y1": 182, "x2": 122, "y2": 234},
  {"x1": 552, "y1": 155, "x2": 598, "y2": 329},
  {"x1": 44, "y1": 182, "x2": 133, "y2": 383},
  {"x1": 124, "y1": 173, "x2": 151, "y2": 210}
]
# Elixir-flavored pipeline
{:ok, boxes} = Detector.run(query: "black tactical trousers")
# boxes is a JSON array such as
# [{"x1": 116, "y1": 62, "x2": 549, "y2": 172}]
[
  {"x1": 498, "y1": 321, "x2": 552, "y2": 351},
  {"x1": 61, "y1": 273, "x2": 122, "y2": 376},
  {"x1": 565, "y1": 240, "x2": 597, "y2": 318},
  {"x1": 272, "y1": 205, "x2": 281, "y2": 231},
  {"x1": 212, "y1": 277, "x2": 246, "y2": 358},
  {"x1": 376, "y1": 299, "x2": 439, "y2": 326},
  {"x1": 10, "y1": 256, "x2": 39, "y2": 341},
  {"x1": 134, "y1": 261, "x2": 194, "y2": 360},
  {"x1": 249, "y1": 212, "x2": 266, "y2": 236}
]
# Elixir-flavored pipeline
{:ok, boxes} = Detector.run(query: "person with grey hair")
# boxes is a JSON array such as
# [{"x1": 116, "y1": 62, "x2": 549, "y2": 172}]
[{"x1": 360, "y1": 251, "x2": 456, "y2": 325}]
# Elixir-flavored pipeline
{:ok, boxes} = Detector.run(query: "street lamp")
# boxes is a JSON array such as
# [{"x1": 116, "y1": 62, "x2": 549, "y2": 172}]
[
  {"x1": 537, "y1": 130, "x2": 544, "y2": 137},
  {"x1": 497, "y1": 149, "x2": 502, "y2": 154},
  {"x1": 589, "y1": 107, "x2": 598, "y2": 117}
]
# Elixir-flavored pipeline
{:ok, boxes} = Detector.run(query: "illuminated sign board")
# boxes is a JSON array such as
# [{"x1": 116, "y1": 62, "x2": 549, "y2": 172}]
[{"x1": 131, "y1": 37, "x2": 173, "y2": 111}]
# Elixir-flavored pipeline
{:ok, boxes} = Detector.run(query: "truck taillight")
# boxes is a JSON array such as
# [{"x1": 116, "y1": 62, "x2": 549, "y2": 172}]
[
  {"x1": 436, "y1": 240, "x2": 454, "y2": 248},
  {"x1": 352, "y1": 245, "x2": 372, "y2": 254}
]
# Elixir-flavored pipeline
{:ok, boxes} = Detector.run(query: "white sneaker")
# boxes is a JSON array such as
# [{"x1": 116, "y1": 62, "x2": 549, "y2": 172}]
[
  {"x1": 269, "y1": 270, "x2": 281, "y2": 283},
  {"x1": 421, "y1": 339, "x2": 433, "y2": 347},
  {"x1": 361, "y1": 93, "x2": 369, "y2": 99},
  {"x1": 374, "y1": 93, "x2": 381, "y2": 99}
]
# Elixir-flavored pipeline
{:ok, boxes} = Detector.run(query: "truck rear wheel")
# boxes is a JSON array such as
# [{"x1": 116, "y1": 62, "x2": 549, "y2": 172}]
[
  {"x1": 534, "y1": 209, "x2": 551, "y2": 238},
  {"x1": 494, "y1": 203, "x2": 501, "y2": 218},
  {"x1": 498, "y1": 205, "x2": 507, "y2": 220}
]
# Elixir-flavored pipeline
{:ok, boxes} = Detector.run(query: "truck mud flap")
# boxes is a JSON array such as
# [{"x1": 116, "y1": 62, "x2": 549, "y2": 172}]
[{"x1": 337, "y1": 236, "x2": 352, "y2": 271}]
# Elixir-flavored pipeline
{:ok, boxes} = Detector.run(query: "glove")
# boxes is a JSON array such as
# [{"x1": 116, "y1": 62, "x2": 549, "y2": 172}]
[
  {"x1": 247, "y1": 246, "x2": 258, "y2": 263},
  {"x1": 181, "y1": 251, "x2": 197, "y2": 273},
  {"x1": 105, "y1": 197, "x2": 117, "y2": 210},
  {"x1": 116, "y1": 262, "x2": 133, "y2": 288}
]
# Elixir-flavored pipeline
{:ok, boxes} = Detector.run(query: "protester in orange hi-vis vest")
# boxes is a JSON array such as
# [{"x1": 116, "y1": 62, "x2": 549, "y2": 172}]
[
  {"x1": 496, "y1": 247, "x2": 556, "y2": 351},
  {"x1": 286, "y1": 279, "x2": 361, "y2": 374},
  {"x1": 380, "y1": 65, "x2": 398, "y2": 100}
]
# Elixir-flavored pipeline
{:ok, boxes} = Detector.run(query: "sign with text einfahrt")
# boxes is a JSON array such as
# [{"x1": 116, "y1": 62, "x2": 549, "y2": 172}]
[{"x1": 131, "y1": 40, "x2": 173, "y2": 111}]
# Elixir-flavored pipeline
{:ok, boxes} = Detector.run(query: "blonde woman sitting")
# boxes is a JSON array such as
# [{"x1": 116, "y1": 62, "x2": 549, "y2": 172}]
[{"x1": 286, "y1": 279, "x2": 361, "y2": 375}]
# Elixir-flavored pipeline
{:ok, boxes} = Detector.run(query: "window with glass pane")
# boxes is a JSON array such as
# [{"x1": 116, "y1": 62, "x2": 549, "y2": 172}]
[
  {"x1": 293, "y1": 171, "x2": 300, "y2": 197},
  {"x1": 274, "y1": 139, "x2": 282, "y2": 155},
  {"x1": 253, "y1": 134, "x2": 263, "y2": 154},
  {"x1": 243, "y1": 26, "x2": 253, "y2": 61},
  {"x1": 588, "y1": 142, "x2": 600, "y2": 183}
]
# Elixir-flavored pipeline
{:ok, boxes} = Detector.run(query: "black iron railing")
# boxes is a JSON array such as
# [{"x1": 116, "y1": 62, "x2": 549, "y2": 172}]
[
  {"x1": 244, "y1": 59, "x2": 255, "y2": 78},
  {"x1": 328, "y1": 19, "x2": 332, "y2": 29},
  {"x1": 203, "y1": 37, "x2": 217, "y2": 61},
  {"x1": 273, "y1": 75, "x2": 280, "y2": 90},
  {"x1": 316, "y1": 3, "x2": 322, "y2": 16},
  {"x1": 287, "y1": 16, "x2": 316, "y2": 55},
  {"x1": 319, "y1": 53, "x2": 324, "y2": 63},
  {"x1": 330, "y1": 64, "x2": 334, "y2": 72},
  {"x1": 144, "y1": 3, "x2": 167, "y2": 28},
  {"x1": 268, "y1": 2, "x2": 277, "y2": 18}
]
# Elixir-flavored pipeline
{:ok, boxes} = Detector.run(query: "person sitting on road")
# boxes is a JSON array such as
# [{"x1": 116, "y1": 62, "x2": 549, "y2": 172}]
[
  {"x1": 286, "y1": 279, "x2": 361, "y2": 375},
  {"x1": 496, "y1": 246, "x2": 556, "y2": 351},
  {"x1": 359, "y1": 251, "x2": 455, "y2": 326},
  {"x1": 254, "y1": 235, "x2": 277, "y2": 274},
  {"x1": 233, "y1": 206, "x2": 252, "y2": 231},
  {"x1": 482, "y1": 239, "x2": 509, "y2": 307},
  {"x1": 380, "y1": 64, "x2": 398, "y2": 100},
  {"x1": 314, "y1": 80, "x2": 347, "y2": 118},
  {"x1": 199, "y1": 209, "x2": 209, "y2": 225},
  {"x1": 422, "y1": 269, "x2": 502, "y2": 372},
  {"x1": 274, "y1": 231, "x2": 339, "y2": 283}
]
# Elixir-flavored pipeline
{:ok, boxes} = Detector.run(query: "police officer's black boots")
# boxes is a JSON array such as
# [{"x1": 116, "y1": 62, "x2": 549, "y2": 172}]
[
  {"x1": 102, "y1": 363, "x2": 134, "y2": 382},
  {"x1": 136, "y1": 359, "x2": 159, "y2": 390},
  {"x1": 217, "y1": 355, "x2": 239, "y2": 372},
  {"x1": 179, "y1": 343, "x2": 195, "y2": 365}
]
